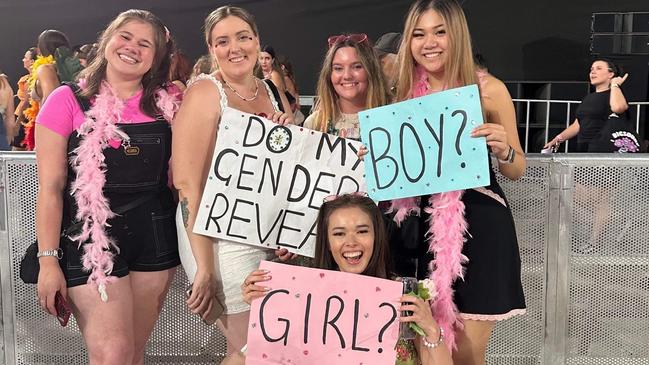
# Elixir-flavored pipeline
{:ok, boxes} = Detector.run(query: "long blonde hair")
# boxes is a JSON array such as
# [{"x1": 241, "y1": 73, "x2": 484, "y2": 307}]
[
  {"x1": 311, "y1": 38, "x2": 389, "y2": 132},
  {"x1": 395, "y1": 0, "x2": 477, "y2": 101}
]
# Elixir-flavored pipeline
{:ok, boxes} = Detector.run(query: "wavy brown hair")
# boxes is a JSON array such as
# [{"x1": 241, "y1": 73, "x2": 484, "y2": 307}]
[
  {"x1": 169, "y1": 49, "x2": 192, "y2": 85},
  {"x1": 314, "y1": 194, "x2": 392, "y2": 279},
  {"x1": 79, "y1": 9, "x2": 172, "y2": 117},
  {"x1": 310, "y1": 38, "x2": 389, "y2": 132},
  {"x1": 395, "y1": 0, "x2": 477, "y2": 101}
]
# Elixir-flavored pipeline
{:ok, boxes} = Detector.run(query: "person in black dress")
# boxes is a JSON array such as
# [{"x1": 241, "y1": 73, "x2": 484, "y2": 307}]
[{"x1": 545, "y1": 59, "x2": 629, "y2": 152}]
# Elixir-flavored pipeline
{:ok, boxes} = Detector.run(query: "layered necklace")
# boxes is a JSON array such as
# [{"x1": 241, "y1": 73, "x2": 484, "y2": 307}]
[{"x1": 223, "y1": 77, "x2": 259, "y2": 102}]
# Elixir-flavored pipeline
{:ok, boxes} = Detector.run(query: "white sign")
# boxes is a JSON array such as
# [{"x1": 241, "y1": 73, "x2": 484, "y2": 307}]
[{"x1": 194, "y1": 108, "x2": 366, "y2": 257}]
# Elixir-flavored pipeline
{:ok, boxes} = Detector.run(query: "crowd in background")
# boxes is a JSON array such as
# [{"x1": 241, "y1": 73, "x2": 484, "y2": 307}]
[{"x1": 2, "y1": 1, "x2": 641, "y2": 365}]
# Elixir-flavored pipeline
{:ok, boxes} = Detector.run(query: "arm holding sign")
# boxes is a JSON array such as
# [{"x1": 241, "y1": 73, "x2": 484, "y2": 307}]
[
  {"x1": 172, "y1": 79, "x2": 221, "y2": 319},
  {"x1": 473, "y1": 74, "x2": 526, "y2": 180}
]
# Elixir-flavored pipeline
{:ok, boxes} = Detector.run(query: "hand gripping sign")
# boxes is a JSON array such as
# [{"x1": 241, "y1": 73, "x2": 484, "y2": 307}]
[
  {"x1": 194, "y1": 108, "x2": 367, "y2": 257},
  {"x1": 246, "y1": 261, "x2": 402, "y2": 365},
  {"x1": 359, "y1": 84, "x2": 490, "y2": 201}
]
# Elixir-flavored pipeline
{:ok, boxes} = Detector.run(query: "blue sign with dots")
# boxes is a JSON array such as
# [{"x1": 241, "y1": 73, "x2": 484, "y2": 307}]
[{"x1": 359, "y1": 84, "x2": 490, "y2": 200}]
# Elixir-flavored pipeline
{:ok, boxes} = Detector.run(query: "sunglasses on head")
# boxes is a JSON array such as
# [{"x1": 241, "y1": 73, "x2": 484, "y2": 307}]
[
  {"x1": 327, "y1": 33, "x2": 369, "y2": 48},
  {"x1": 322, "y1": 191, "x2": 369, "y2": 203}
]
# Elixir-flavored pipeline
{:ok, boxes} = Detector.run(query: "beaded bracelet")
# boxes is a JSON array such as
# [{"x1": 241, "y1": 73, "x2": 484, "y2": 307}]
[{"x1": 422, "y1": 327, "x2": 445, "y2": 349}]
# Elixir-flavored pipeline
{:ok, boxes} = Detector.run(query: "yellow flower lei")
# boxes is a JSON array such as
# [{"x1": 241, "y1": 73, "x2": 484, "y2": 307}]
[{"x1": 27, "y1": 55, "x2": 55, "y2": 90}]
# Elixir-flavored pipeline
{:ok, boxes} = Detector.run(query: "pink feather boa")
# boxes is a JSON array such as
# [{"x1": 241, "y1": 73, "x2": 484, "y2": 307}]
[
  {"x1": 69, "y1": 81, "x2": 180, "y2": 301},
  {"x1": 389, "y1": 64, "x2": 475, "y2": 349}
]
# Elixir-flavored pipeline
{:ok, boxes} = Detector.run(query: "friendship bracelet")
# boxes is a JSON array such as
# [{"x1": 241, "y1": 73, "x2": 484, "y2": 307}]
[{"x1": 421, "y1": 327, "x2": 445, "y2": 349}]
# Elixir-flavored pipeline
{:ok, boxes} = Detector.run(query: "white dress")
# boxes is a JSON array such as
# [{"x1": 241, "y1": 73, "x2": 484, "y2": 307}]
[{"x1": 176, "y1": 74, "x2": 278, "y2": 314}]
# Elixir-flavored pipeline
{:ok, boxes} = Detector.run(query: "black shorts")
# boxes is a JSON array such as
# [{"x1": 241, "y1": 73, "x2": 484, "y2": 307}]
[{"x1": 61, "y1": 193, "x2": 180, "y2": 287}]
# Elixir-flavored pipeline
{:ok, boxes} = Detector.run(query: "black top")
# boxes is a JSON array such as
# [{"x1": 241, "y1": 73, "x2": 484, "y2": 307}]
[{"x1": 575, "y1": 89, "x2": 611, "y2": 143}]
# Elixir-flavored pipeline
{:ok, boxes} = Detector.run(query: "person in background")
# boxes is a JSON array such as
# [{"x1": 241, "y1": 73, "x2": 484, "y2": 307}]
[
  {"x1": 374, "y1": 32, "x2": 402, "y2": 91},
  {"x1": 171, "y1": 6, "x2": 293, "y2": 365},
  {"x1": 242, "y1": 194, "x2": 453, "y2": 365},
  {"x1": 191, "y1": 54, "x2": 214, "y2": 78},
  {"x1": 168, "y1": 48, "x2": 193, "y2": 91},
  {"x1": 385, "y1": 1, "x2": 527, "y2": 364},
  {"x1": 0, "y1": 70, "x2": 15, "y2": 150},
  {"x1": 277, "y1": 55, "x2": 304, "y2": 124},
  {"x1": 11, "y1": 47, "x2": 37, "y2": 150},
  {"x1": 35, "y1": 10, "x2": 181, "y2": 364},
  {"x1": 303, "y1": 33, "x2": 389, "y2": 140},
  {"x1": 259, "y1": 45, "x2": 291, "y2": 97},
  {"x1": 75, "y1": 43, "x2": 99, "y2": 68},
  {"x1": 23, "y1": 29, "x2": 77, "y2": 150},
  {"x1": 545, "y1": 58, "x2": 629, "y2": 152}
]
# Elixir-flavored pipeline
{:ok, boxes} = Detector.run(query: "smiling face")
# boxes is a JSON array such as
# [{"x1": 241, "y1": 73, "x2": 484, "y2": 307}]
[
  {"x1": 410, "y1": 8, "x2": 448, "y2": 77},
  {"x1": 104, "y1": 20, "x2": 156, "y2": 81},
  {"x1": 327, "y1": 206, "x2": 375, "y2": 274},
  {"x1": 209, "y1": 15, "x2": 259, "y2": 79},
  {"x1": 330, "y1": 46, "x2": 369, "y2": 106},
  {"x1": 589, "y1": 60, "x2": 614, "y2": 87}
]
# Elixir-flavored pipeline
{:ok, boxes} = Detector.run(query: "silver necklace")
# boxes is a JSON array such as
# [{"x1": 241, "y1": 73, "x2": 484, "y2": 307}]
[{"x1": 224, "y1": 78, "x2": 259, "y2": 102}]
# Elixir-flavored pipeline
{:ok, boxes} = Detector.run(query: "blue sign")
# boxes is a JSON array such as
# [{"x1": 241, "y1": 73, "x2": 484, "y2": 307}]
[{"x1": 359, "y1": 84, "x2": 490, "y2": 201}]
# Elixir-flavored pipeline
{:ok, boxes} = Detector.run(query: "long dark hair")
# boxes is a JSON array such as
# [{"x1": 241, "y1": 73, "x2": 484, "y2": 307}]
[
  {"x1": 37, "y1": 30, "x2": 71, "y2": 57},
  {"x1": 314, "y1": 194, "x2": 392, "y2": 279},
  {"x1": 79, "y1": 9, "x2": 172, "y2": 117},
  {"x1": 169, "y1": 48, "x2": 192, "y2": 84}
]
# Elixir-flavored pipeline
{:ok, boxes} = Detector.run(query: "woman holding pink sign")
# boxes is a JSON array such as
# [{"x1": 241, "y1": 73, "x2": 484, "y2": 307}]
[
  {"x1": 172, "y1": 5, "x2": 294, "y2": 364},
  {"x1": 242, "y1": 193, "x2": 453, "y2": 365},
  {"x1": 385, "y1": 0, "x2": 527, "y2": 364}
]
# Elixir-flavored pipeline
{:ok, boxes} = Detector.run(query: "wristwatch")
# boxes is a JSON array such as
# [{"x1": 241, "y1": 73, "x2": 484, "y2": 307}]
[{"x1": 498, "y1": 146, "x2": 515, "y2": 164}]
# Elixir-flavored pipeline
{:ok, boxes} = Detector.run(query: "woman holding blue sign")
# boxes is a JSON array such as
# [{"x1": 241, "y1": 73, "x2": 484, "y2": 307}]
[
  {"x1": 303, "y1": 33, "x2": 389, "y2": 140},
  {"x1": 172, "y1": 5, "x2": 294, "y2": 364},
  {"x1": 385, "y1": 1, "x2": 527, "y2": 364}
]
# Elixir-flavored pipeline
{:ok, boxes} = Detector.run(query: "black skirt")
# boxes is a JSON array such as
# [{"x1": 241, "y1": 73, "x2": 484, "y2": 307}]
[{"x1": 387, "y1": 175, "x2": 526, "y2": 318}]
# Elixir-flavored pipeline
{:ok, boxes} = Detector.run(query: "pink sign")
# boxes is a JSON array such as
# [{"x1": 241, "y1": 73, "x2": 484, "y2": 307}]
[{"x1": 246, "y1": 260, "x2": 402, "y2": 365}]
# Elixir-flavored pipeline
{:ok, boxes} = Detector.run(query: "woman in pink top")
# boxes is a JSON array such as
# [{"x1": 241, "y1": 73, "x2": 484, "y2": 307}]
[{"x1": 35, "y1": 10, "x2": 181, "y2": 365}]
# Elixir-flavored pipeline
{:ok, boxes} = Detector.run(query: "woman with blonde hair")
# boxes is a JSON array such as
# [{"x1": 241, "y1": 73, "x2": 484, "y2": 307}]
[
  {"x1": 304, "y1": 34, "x2": 389, "y2": 139},
  {"x1": 172, "y1": 5, "x2": 293, "y2": 364},
  {"x1": 387, "y1": 1, "x2": 526, "y2": 364}
]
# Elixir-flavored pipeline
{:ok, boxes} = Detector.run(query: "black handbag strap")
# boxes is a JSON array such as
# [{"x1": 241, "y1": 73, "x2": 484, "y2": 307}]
[{"x1": 62, "y1": 192, "x2": 157, "y2": 238}]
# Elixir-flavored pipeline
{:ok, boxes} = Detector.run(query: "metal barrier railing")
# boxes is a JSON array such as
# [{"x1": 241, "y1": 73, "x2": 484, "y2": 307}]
[
  {"x1": 511, "y1": 99, "x2": 648, "y2": 153},
  {"x1": 298, "y1": 96, "x2": 649, "y2": 154},
  {"x1": 0, "y1": 153, "x2": 225, "y2": 365},
  {"x1": 2, "y1": 153, "x2": 649, "y2": 365}
]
